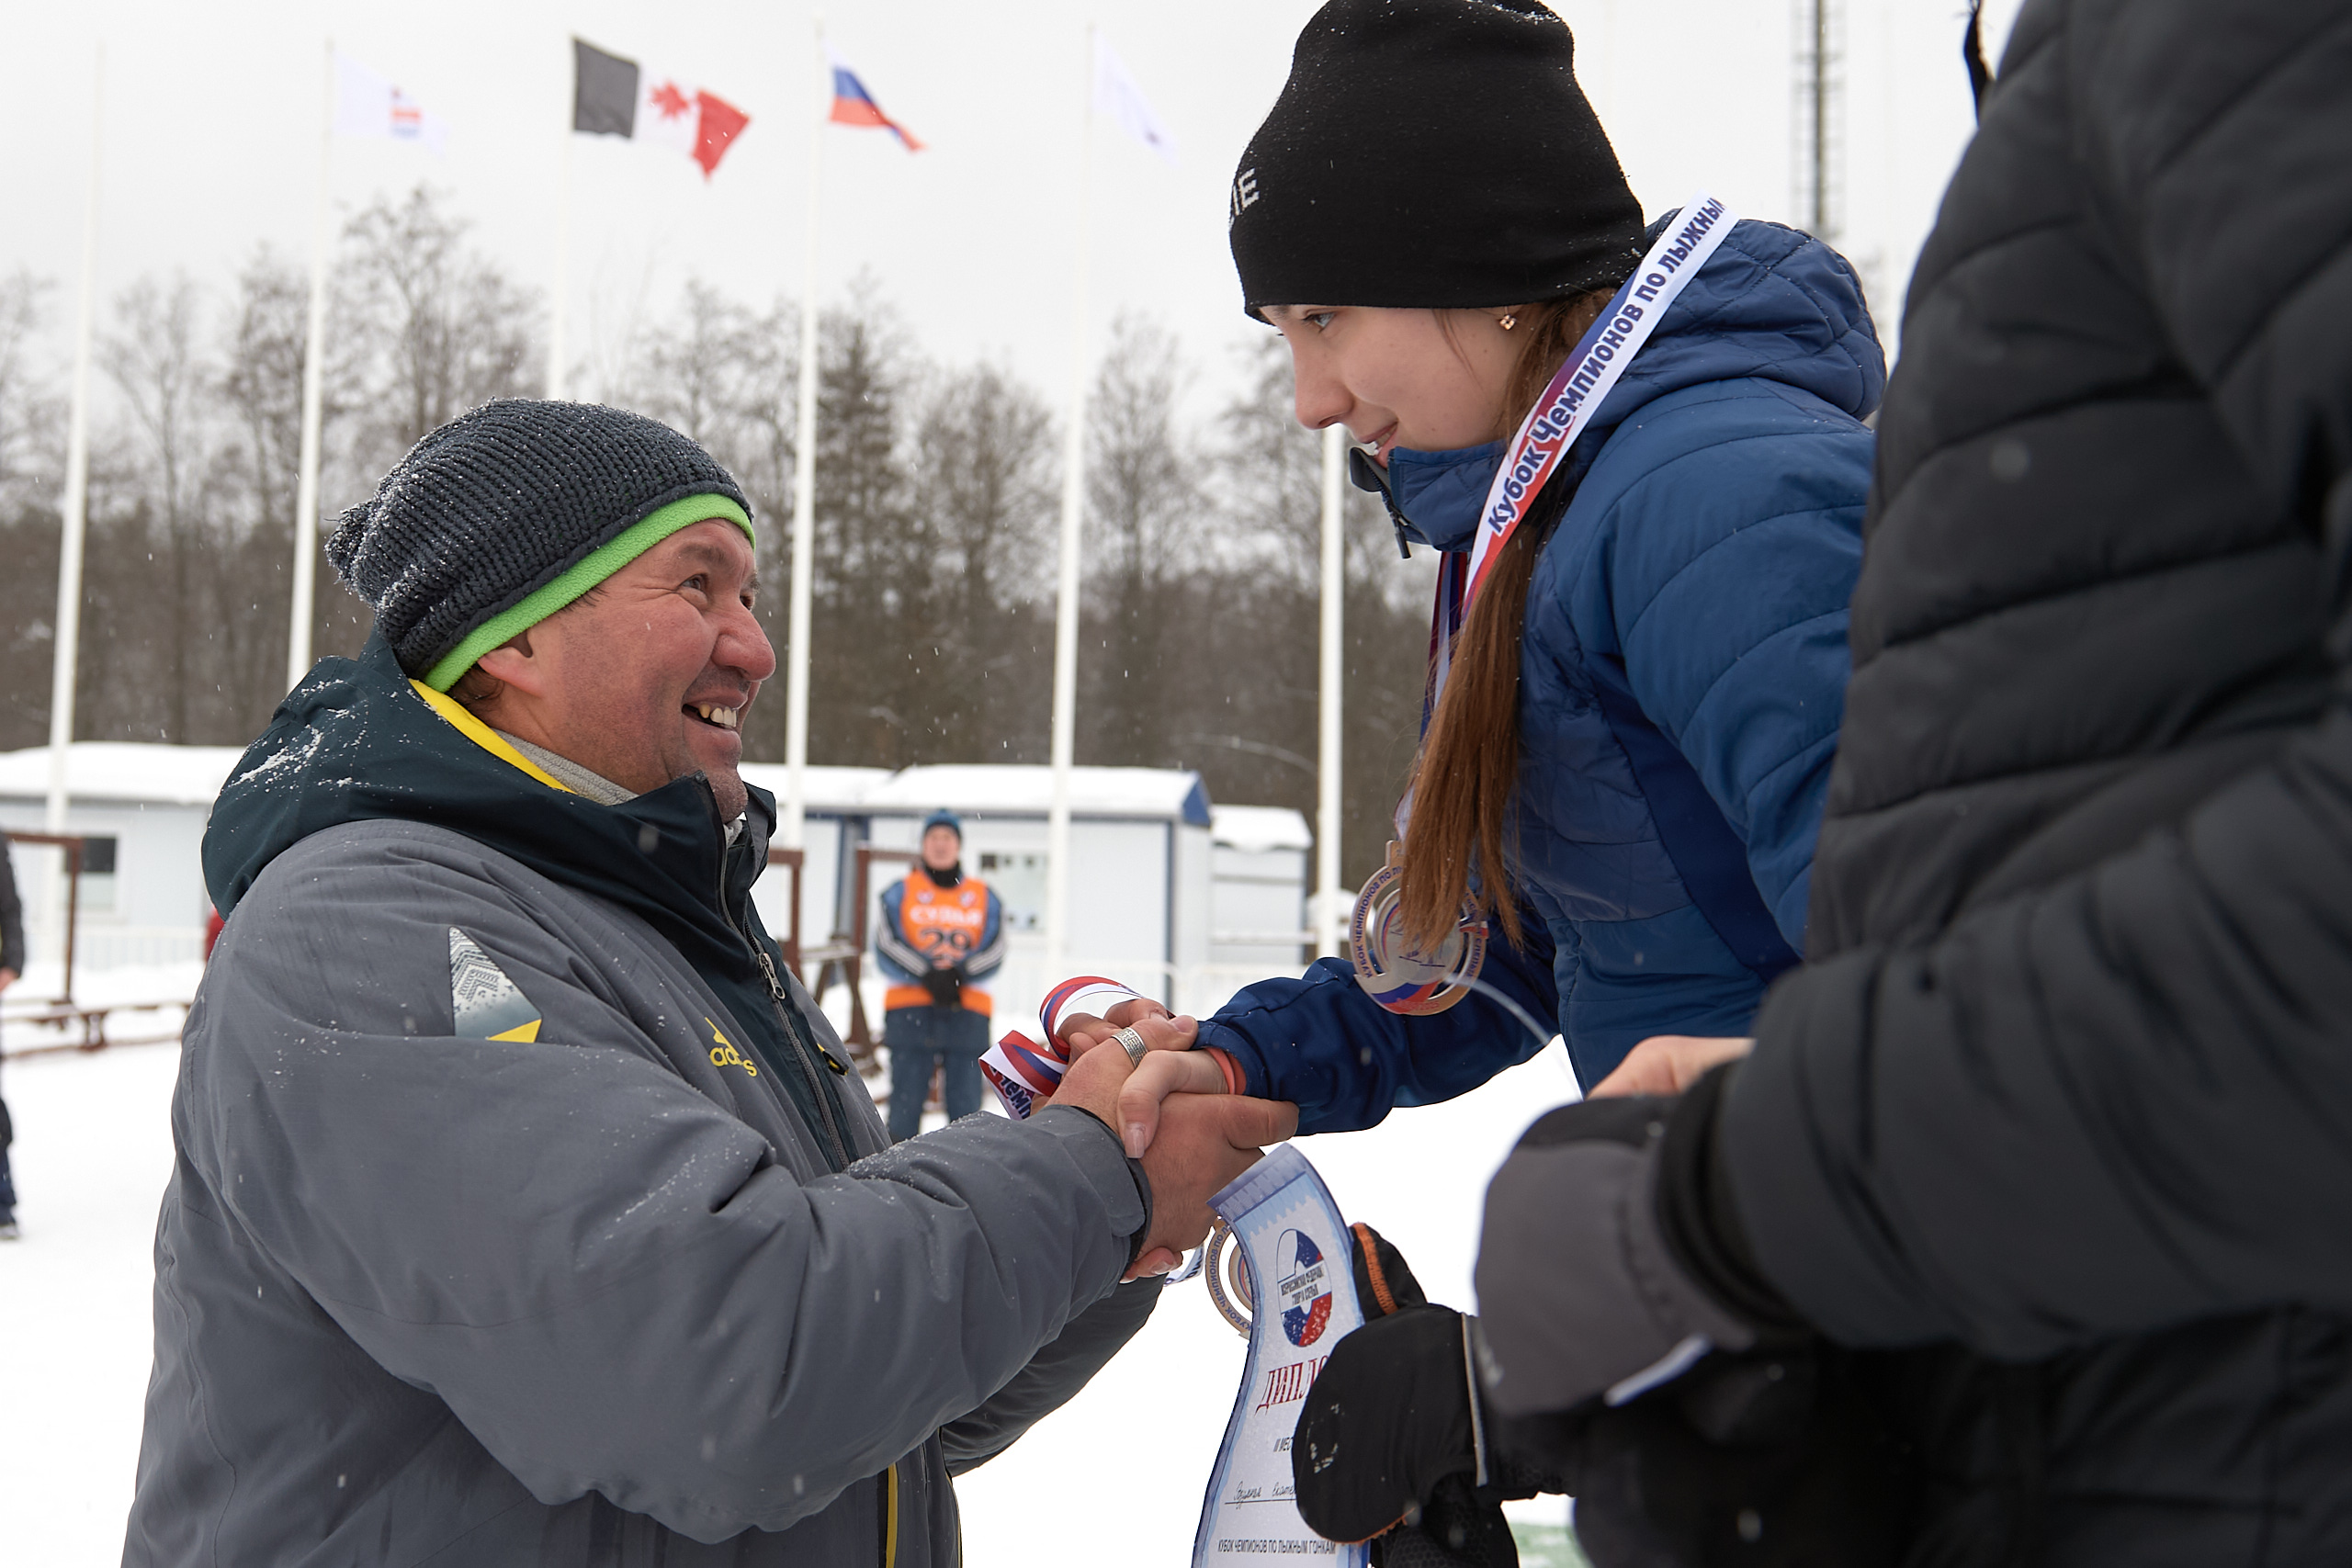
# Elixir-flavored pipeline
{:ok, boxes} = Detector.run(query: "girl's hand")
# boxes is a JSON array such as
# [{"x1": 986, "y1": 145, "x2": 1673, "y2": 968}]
[
  {"x1": 1060, "y1": 997, "x2": 1189, "y2": 1057},
  {"x1": 1050, "y1": 1012, "x2": 1221, "y2": 1156}
]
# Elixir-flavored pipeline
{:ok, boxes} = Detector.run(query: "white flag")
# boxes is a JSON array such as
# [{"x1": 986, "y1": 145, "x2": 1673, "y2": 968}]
[
  {"x1": 1092, "y1": 34, "x2": 1176, "y2": 166},
  {"x1": 334, "y1": 51, "x2": 449, "y2": 156}
]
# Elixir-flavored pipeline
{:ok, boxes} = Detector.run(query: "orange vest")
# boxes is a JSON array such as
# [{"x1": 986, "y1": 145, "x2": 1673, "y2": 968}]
[{"x1": 884, "y1": 867, "x2": 995, "y2": 1015}]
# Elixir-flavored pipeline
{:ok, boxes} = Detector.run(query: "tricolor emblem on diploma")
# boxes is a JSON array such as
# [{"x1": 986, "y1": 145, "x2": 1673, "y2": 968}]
[{"x1": 1192, "y1": 1146, "x2": 1369, "y2": 1566}]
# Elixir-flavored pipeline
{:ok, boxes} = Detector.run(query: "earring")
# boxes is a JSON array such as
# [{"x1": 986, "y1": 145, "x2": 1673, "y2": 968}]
[{"x1": 1498, "y1": 312, "x2": 1518, "y2": 331}]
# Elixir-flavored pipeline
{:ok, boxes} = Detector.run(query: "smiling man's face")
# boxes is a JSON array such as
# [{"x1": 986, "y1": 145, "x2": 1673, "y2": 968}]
[{"x1": 468, "y1": 518, "x2": 775, "y2": 819}]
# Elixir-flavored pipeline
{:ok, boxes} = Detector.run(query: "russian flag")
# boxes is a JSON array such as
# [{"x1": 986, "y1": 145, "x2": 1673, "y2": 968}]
[{"x1": 828, "y1": 52, "x2": 923, "y2": 151}]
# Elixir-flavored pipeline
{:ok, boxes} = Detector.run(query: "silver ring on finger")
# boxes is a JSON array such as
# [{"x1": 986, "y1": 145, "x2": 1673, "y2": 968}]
[{"x1": 1111, "y1": 1025, "x2": 1149, "y2": 1068}]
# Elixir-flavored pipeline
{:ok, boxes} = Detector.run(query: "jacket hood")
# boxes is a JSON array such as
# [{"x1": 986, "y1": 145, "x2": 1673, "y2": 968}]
[
  {"x1": 1363, "y1": 216, "x2": 1885, "y2": 552},
  {"x1": 205, "y1": 633, "x2": 774, "y2": 985}
]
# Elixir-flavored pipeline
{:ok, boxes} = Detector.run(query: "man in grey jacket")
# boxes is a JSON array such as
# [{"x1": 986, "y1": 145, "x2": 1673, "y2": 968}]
[{"x1": 124, "y1": 400, "x2": 1289, "y2": 1566}]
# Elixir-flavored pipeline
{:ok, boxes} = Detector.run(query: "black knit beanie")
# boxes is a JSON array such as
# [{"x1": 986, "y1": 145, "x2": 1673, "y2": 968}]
[
  {"x1": 1228, "y1": 0, "x2": 1643, "y2": 316},
  {"x1": 327, "y1": 400, "x2": 754, "y2": 690}
]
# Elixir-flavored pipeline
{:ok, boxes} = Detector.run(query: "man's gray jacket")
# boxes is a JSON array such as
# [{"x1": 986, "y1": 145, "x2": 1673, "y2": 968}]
[{"x1": 124, "y1": 637, "x2": 1159, "y2": 1565}]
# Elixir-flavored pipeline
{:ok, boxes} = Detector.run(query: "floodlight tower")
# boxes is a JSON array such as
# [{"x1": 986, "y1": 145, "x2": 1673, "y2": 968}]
[{"x1": 1793, "y1": 0, "x2": 1844, "y2": 245}]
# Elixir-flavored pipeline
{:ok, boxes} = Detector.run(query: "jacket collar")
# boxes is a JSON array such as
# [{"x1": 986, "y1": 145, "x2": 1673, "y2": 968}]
[
  {"x1": 1351, "y1": 440, "x2": 1507, "y2": 555},
  {"x1": 1344, "y1": 216, "x2": 1886, "y2": 558},
  {"x1": 204, "y1": 633, "x2": 776, "y2": 985}
]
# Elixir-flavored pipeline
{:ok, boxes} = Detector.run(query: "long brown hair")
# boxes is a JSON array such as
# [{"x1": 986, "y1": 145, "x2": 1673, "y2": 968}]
[{"x1": 1397, "y1": 288, "x2": 1613, "y2": 952}]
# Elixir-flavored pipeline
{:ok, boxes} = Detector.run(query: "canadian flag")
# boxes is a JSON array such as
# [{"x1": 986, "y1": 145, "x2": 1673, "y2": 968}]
[{"x1": 571, "y1": 38, "x2": 751, "y2": 179}]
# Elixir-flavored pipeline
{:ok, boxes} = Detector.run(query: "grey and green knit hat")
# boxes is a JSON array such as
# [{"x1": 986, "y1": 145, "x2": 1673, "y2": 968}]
[{"x1": 326, "y1": 399, "x2": 755, "y2": 691}]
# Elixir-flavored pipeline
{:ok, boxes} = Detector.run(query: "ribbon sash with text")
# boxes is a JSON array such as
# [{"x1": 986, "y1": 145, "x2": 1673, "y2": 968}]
[{"x1": 1429, "y1": 194, "x2": 1739, "y2": 702}]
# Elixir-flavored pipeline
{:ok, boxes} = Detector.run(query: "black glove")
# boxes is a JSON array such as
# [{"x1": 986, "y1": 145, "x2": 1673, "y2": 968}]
[
  {"x1": 1491, "y1": 1345, "x2": 1918, "y2": 1568},
  {"x1": 922, "y1": 964, "x2": 964, "y2": 1009},
  {"x1": 1292, "y1": 1225, "x2": 1525, "y2": 1568}
]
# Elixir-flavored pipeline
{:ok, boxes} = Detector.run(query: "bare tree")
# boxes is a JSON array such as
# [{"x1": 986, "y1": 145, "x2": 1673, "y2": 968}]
[
  {"x1": 0, "y1": 270, "x2": 55, "y2": 510},
  {"x1": 218, "y1": 249, "x2": 308, "y2": 545},
  {"x1": 800, "y1": 286, "x2": 931, "y2": 767},
  {"x1": 1204, "y1": 333, "x2": 1440, "y2": 886},
  {"x1": 904, "y1": 360, "x2": 1056, "y2": 754},
  {"x1": 209, "y1": 249, "x2": 324, "y2": 728},
  {"x1": 1217, "y1": 333, "x2": 1324, "y2": 589},
  {"x1": 630, "y1": 280, "x2": 767, "y2": 457},
  {"x1": 103, "y1": 275, "x2": 216, "y2": 740},
  {"x1": 1080, "y1": 314, "x2": 1207, "y2": 766},
  {"x1": 339, "y1": 186, "x2": 540, "y2": 466},
  {"x1": 0, "y1": 270, "x2": 60, "y2": 748}
]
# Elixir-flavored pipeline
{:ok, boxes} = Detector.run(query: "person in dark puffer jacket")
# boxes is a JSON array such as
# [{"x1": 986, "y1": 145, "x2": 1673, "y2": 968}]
[
  {"x1": 1716, "y1": 1, "x2": 2352, "y2": 1559},
  {"x1": 1293, "y1": 1, "x2": 2352, "y2": 1563}
]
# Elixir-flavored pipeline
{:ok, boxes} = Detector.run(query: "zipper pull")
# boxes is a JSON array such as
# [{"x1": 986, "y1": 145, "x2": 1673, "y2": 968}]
[
  {"x1": 752, "y1": 945, "x2": 789, "y2": 1001},
  {"x1": 756, "y1": 947, "x2": 851, "y2": 1076}
]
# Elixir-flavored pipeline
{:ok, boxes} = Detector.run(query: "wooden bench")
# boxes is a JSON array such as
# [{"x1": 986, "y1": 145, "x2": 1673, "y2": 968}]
[{"x1": 0, "y1": 999, "x2": 187, "y2": 1059}]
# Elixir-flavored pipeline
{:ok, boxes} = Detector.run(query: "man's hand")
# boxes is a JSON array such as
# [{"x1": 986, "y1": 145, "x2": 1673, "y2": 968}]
[
  {"x1": 1053, "y1": 1040, "x2": 1295, "y2": 1280},
  {"x1": 0, "y1": 965, "x2": 16, "y2": 993},
  {"x1": 1130, "y1": 1092, "x2": 1297, "y2": 1280},
  {"x1": 1588, "y1": 1034, "x2": 1752, "y2": 1099},
  {"x1": 1058, "y1": 1008, "x2": 1248, "y2": 1161},
  {"x1": 1114, "y1": 1047, "x2": 1230, "y2": 1156}
]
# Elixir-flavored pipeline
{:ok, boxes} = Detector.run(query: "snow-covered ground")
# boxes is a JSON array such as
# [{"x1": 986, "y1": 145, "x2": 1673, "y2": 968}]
[
  {"x1": 0, "y1": 1021, "x2": 1583, "y2": 1563},
  {"x1": 0, "y1": 1041, "x2": 188, "y2": 1557}
]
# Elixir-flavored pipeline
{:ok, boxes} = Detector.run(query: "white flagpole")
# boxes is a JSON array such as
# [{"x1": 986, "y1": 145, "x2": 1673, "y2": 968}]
[
  {"x1": 1044, "y1": 24, "x2": 1095, "y2": 979},
  {"x1": 547, "y1": 45, "x2": 573, "y2": 400},
  {"x1": 287, "y1": 38, "x2": 334, "y2": 692},
  {"x1": 781, "y1": 14, "x2": 825, "y2": 852},
  {"x1": 1315, "y1": 423, "x2": 1345, "y2": 957},
  {"x1": 44, "y1": 44, "x2": 102, "y2": 976}
]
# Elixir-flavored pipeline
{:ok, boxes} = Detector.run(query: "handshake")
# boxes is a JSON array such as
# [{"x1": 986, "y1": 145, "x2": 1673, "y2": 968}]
[{"x1": 1042, "y1": 998, "x2": 1294, "y2": 1281}]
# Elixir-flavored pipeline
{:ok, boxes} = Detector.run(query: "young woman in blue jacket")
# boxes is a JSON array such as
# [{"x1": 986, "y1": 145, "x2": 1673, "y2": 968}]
[{"x1": 1068, "y1": 0, "x2": 1883, "y2": 1152}]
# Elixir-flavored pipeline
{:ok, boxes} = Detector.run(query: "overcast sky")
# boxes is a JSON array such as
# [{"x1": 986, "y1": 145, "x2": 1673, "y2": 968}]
[{"x1": 3, "y1": 0, "x2": 2028, "y2": 426}]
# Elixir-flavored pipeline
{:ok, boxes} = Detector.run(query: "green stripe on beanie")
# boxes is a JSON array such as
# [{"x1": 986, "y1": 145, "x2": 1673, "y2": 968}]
[
  {"x1": 326, "y1": 400, "x2": 756, "y2": 683},
  {"x1": 421, "y1": 493, "x2": 754, "y2": 691}
]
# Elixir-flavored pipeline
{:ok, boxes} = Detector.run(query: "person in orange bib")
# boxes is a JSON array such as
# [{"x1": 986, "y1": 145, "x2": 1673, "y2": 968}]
[{"x1": 875, "y1": 809, "x2": 1006, "y2": 1142}]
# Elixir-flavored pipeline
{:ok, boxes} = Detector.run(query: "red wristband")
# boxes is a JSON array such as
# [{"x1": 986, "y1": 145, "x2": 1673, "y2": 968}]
[{"x1": 1202, "y1": 1045, "x2": 1244, "y2": 1097}]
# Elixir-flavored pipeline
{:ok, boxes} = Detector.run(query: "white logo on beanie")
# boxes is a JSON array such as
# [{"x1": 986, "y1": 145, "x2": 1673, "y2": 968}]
[{"x1": 1229, "y1": 167, "x2": 1261, "y2": 227}]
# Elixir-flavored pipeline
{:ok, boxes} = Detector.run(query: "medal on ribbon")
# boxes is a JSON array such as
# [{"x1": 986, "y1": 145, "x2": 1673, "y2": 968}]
[
  {"x1": 1191, "y1": 1146, "x2": 1369, "y2": 1566},
  {"x1": 1347, "y1": 841, "x2": 1487, "y2": 1016}
]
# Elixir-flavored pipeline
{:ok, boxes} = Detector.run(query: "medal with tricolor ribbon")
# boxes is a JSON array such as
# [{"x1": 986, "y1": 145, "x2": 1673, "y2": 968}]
[{"x1": 1346, "y1": 841, "x2": 1487, "y2": 1016}]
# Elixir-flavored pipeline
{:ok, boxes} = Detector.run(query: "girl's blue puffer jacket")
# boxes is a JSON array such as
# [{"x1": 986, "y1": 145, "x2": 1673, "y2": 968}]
[{"x1": 1196, "y1": 217, "x2": 1883, "y2": 1133}]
